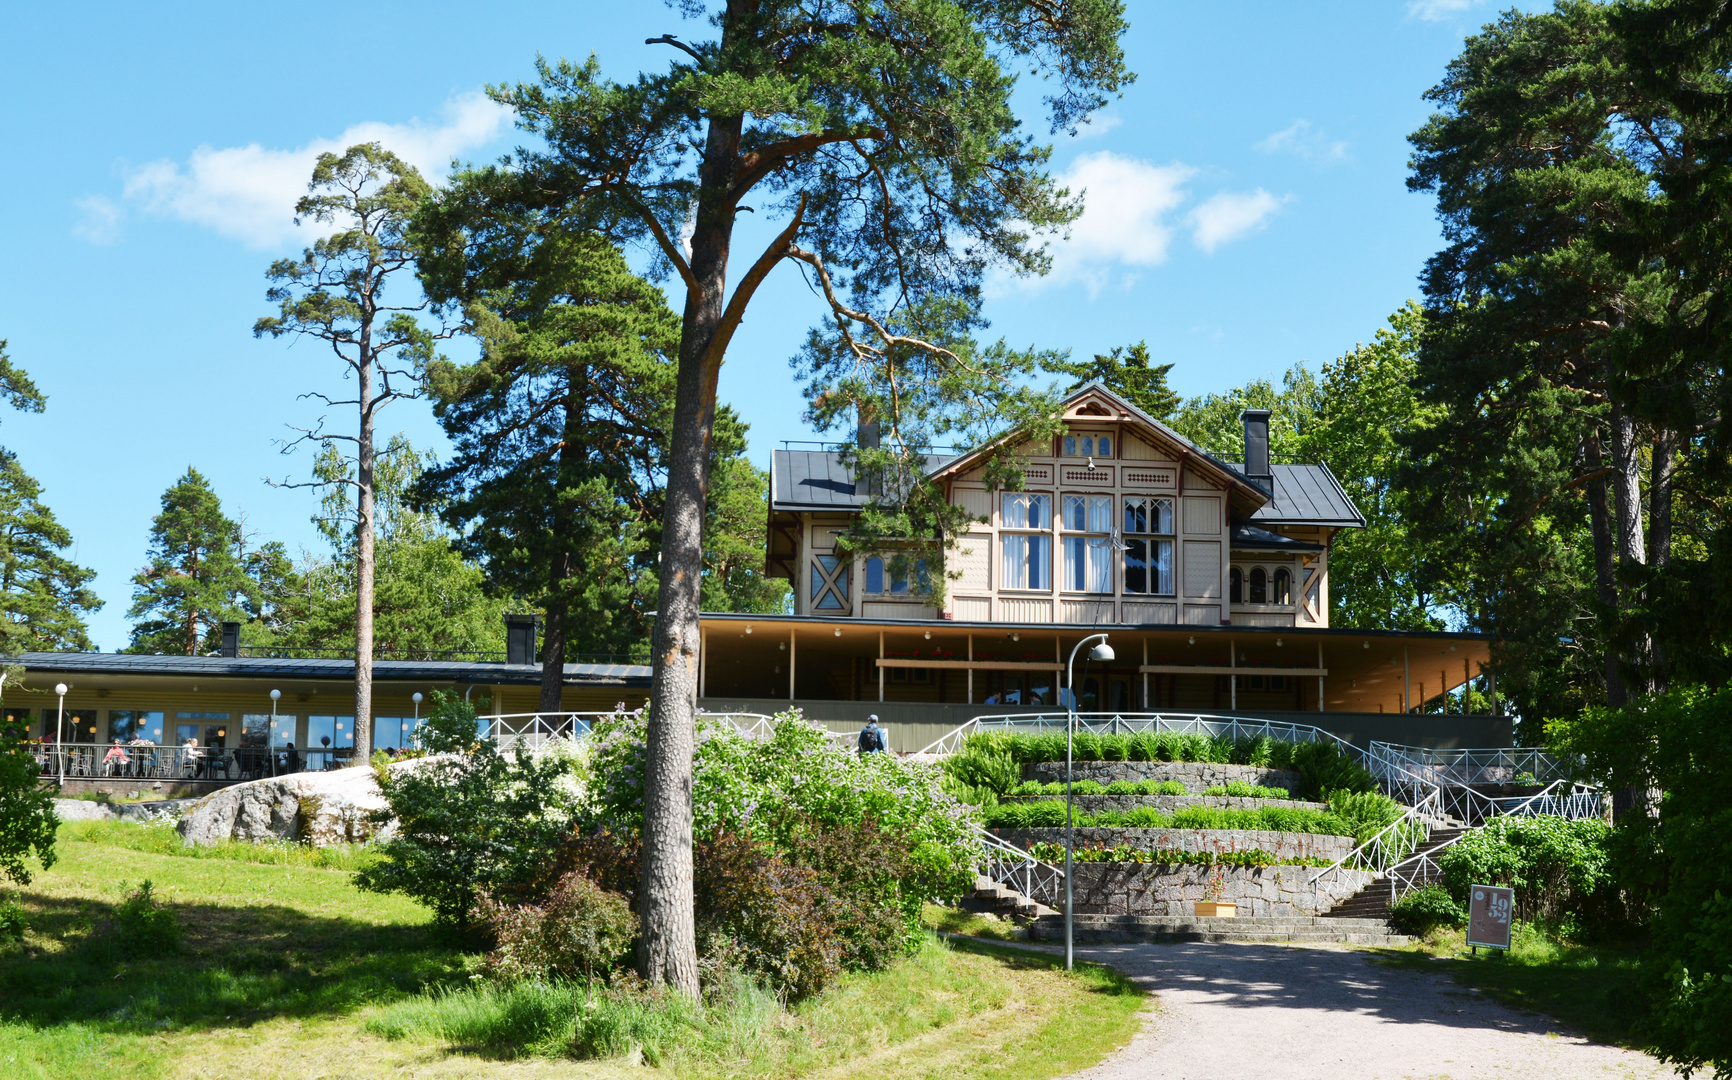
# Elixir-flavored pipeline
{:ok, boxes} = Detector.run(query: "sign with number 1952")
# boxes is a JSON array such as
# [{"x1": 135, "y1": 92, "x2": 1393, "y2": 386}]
[{"x1": 1466, "y1": 884, "x2": 1514, "y2": 951}]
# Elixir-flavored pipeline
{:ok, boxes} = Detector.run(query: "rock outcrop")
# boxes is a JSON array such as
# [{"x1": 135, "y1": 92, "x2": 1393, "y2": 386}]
[{"x1": 177, "y1": 765, "x2": 396, "y2": 846}]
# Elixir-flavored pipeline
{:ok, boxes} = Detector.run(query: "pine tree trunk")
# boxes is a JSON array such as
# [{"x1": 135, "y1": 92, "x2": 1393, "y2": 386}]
[
  {"x1": 540, "y1": 577, "x2": 568, "y2": 715},
  {"x1": 639, "y1": 106, "x2": 742, "y2": 998},
  {"x1": 1584, "y1": 428, "x2": 1623, "y2": 707},
  {"x1": 353, "y1": 343, "x2": 376, "y2": 761},
  {"x1": 1610, "y1": 405, "x2": 1649, "y2": 696},
  {"x1": 1647, "y1": 428, "x2": 1677, "y2": 692}
]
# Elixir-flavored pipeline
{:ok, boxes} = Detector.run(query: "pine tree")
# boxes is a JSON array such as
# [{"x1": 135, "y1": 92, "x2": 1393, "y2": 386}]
[
  {"x1": 0, "y1": 451, "x2": 101, "y2": 652},
  {"x1": 1048, "y1": 341, "x2": 1181, "y2": 420},
  {"x1": 126, "y1": 469, "x2": 256, "y2": 655}
]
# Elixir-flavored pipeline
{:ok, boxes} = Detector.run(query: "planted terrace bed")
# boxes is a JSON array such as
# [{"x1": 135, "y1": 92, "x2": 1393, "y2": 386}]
[
  {"x1": 992, "y1": 827, "x2": 1356, "y2": 864},
  {"x1": 1000, "y1": 794, "x2": 1329, "y2": 815},
  {"x1": 1023, "y1": 761, "x2": 1303, "y2": 793},
  {"x1": 1065, "y1": 861, "x2": 1373, "y2": 917}
]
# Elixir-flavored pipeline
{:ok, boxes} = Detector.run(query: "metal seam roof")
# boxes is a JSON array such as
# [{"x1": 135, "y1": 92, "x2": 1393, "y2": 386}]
[{"x1": 12, "y1": 652, "x2": 651, "y2": 685}]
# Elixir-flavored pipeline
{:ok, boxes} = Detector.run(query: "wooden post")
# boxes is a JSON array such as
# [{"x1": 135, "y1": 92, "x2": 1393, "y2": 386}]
[
  {"x1": 1489, "y1": 668, "x2": 1499, "y2": 716},
  {"x1": 1465, "y1": 658, "x2": 1472, "y2": 712},
  {"x1": 699, "y1": 627, "x2": 707, "y2": 699},
  {"x1": 967, "y1": 634, "x2": 974, "y2": 705},
  {"x1": 1142, "y1": 637, "x2": 1149, "y2": 709},
  {"x1": 1403, "y1": 646, "x2": 1411, "y2": 714},
  {"x1": 789, "y1": 629, "x2": 797, "y2": 701},
  {"x1": 1316, "y1": 640, "x2": 1325, "y2": 713},
  {"x1": 1440, "y1": 670, "x2": 1447, "y2": 714},
  {"x1": 1229, "y1": 638, "x2": 1236, "y2": 711},
  {"x1": 878, "y1": 631, "x2": 885, "y2": 703}
]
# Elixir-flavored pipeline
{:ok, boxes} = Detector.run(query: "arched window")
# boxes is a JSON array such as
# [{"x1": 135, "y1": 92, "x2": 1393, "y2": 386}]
[
  {"x1": 1273, "y1": 567, "x2": 1292, "y2": 605},
  {"x1": 1249, "y1": 566, "x2": 1267, "y2": 604},
  {"x1": 865, "y1": 557, "x2": 885, "y2": 594},
  {"x1": 1229, "y1": 566, "x2": 1243, "y2": 604}
]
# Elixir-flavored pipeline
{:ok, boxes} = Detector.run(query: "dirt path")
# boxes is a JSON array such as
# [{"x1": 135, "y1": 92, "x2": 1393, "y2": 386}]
[{"x1": 1061, "y1": 942, "x2": 1677, "y2": 1080}]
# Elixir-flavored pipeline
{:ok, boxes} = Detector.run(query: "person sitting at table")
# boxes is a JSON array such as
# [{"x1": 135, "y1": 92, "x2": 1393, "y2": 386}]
[
  {"x1": 102, "y1": 739, "x2": 130, "y2": 776},
  {"x1": 277, "y1": 741, "x2": 301, "y2": 775},
  {"x1": 180, "y1": 737, "x2": 202, "y2": 776}
]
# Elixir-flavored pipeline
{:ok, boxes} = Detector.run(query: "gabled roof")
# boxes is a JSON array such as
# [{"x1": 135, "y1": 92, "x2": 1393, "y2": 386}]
[{"x1": 1224, "y1": 463, "x2": 1365, "y2": 528}]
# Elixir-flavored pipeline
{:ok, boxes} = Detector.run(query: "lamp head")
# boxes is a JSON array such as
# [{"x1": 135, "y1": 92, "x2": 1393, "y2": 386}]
[
  {"x1": 412, "y1": 692, "x2": 424, "y2": 704},
  {"x1": 1090, "y1": 642, "x2": 1115, "y2": 662},
  {"x1": 54, "y1": 683, "x2": 67, "y2": 696},
  {"x1": 269, "y1": 689, "x2": 281, "y2": 701}
]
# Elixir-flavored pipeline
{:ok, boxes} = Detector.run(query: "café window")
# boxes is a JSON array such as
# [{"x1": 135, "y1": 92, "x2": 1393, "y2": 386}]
[
  {"x1": 110, "y1": 710, "x2": 166, "y2": 743},
  {"x1": 1062, "y1": 494, "x2": 1114, "y2": 593},
  {"x1": 1000, "y1": 492, "x2": 1051, "y2": 590},
  {"x1": 1122, "y1": 496, "x2": 1174, "y2": 596}
]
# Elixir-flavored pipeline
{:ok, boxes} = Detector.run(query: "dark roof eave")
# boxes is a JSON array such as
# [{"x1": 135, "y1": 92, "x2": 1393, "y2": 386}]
[{"x1": 694, "y1": 611, "x2": 1492, "y2": 640}]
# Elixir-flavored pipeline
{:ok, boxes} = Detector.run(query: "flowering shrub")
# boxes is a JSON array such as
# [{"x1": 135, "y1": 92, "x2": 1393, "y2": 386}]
[{"x1": 585, "y1": 708, "x2": 981, "y2": 918}]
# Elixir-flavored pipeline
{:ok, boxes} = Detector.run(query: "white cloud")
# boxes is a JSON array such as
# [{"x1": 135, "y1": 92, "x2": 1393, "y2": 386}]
[
  {"x1": 1408, "y1": 0, "x2": 1486, "y2": 21},
  {"x1": 1255, "y1": 119, "x2": 1351, "y2": 167},
  {"x1": 1189, "y1": 189, "x2": 1291, "y2": 253},
  {"x1": 1019, "y1": 151, "x2": 1195, "y2": 294},
  {"x1": 86, "y1": 92, "x2": 510, "y2": 249},
  {"x1": 1070, "y1": 113, "x2": 1123, "y2": 140},
  {"x1": 72, "y1": 196, "x2": 124, "y2": 244}
]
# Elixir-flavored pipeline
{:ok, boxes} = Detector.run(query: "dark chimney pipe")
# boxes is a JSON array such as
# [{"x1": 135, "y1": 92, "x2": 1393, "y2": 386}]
[
  {"x1": 504, "y1": 613, "x2": 541, "y2": 666},
  {"x1": 856, "y1": 404, "x2": 881, "y2": 496},
  {"x1": 219, "y1": 621, "x2": 241, "y2": 658},
  {"x1": 1241, "y1": 409, "x2": 1272, "y2": 490}
]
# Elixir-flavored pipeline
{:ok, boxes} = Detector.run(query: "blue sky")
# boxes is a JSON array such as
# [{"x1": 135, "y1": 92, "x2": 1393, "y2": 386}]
[{"x1": 0, "y1": 1, "x2": 1515, "y2": 650}]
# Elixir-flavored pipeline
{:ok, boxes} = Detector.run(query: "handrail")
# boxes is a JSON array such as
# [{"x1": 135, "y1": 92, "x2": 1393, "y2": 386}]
[
  {"x1": 1309, "y1": 785, "x2": 1446, "y2": 896},
  {"x1": 976, "y1": 827, "x2": 1065, "y2": 909},
  {"x1": 918, "y1": 711, "x2": 1367, "y2": 765},
  {"x1": 1368, "y1": 741, "x2": 1578, "y2": 787},
  {"x1": 1369, "y1": 743, "x2": 1602, "y2": 826},
  {"x1": 483, "y1": 711, "x2": 849, "y2": 752}
]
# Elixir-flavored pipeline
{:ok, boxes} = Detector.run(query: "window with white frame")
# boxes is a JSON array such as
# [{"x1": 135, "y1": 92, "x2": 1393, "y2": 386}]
[
  {"x1": 810, "y1": 554, "x2": 850, "y2": 611},
  {"x1": 1230, "y1": 563, "x2": 1295, "y2": 606},
  {"x1": 1122, "y1": 496, "x2": 1174, "y2": 595},
  {"x1": 1062, "y1": 495, "x2": 1114, "y2": 593},
  {"x1": 1061, "y1": 432, "x2": 1112, "y2": 458},
  {"x1": 1000, "y1": 492, "x2": 1051, "y2": 590},
  {"x1": 864, "y1": 555, "x2": 928, "y2": 595},
  {"x1": 1273, "y1": 567, "x2": 1292, "y2": 605}
]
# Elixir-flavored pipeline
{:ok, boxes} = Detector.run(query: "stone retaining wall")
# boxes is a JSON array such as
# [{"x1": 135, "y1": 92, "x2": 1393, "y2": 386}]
[
  {"x1": 1000, "y1": 794, "x2": 1327, "y2": 814},
  {"x1": 994, "y1": 826, "x2": 1355, "y2": 864},
  {"x1": 1069, "y1": 861, "x2": 1375, "y2": 917},
  {"x1": 1023, "y1": 761, "x2": 1303, "y2": 793}
]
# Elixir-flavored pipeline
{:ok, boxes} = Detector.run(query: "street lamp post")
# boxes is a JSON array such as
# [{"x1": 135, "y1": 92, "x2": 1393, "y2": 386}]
[
  {"x1": 269, "y1": 689, "x2": 281, "y2": 775},
  {"x1": 1064, "y1": 633, "x2": 1114, "y2": 972},
  {"x1": 54, "y1": 683, "x2": 67, "y2": 786},
  {"x1": 412, "y1": 693, "x2": 424, "y2": 750}
]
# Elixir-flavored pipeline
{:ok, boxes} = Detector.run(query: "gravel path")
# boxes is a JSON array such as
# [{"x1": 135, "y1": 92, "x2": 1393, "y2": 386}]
[{"x1": 1061, "y1": 941, "x2": 1677, "y2": 1080}]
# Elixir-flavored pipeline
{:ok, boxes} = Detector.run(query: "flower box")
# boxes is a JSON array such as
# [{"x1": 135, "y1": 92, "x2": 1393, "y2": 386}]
[{"x1": 1195, "y1": 902, "x2": 1237, "y2": 917}]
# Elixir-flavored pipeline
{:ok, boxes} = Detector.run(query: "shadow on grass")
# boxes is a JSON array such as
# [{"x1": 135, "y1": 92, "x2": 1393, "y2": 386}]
[
  {"x1": 943, "y1": 933, "x2": 1145, "y2": 1000},
  {"x1": 0, "y1": 891, "x2": 468, "y2": 1038}
]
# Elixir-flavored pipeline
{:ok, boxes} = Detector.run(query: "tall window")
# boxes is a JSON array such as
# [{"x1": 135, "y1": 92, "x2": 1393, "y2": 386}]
[
  {"x1": 1122, "y1": 496, "x2": 1174, "y2": 595},
  {"x1": 1273, "y1": 567, "x2": 1292, "y2": 605},
  {"x1": 865, "y1": 555, "x2": 927, "y2": 595},
  {"x1": 1000, "y1": 492, "x2": 1051, "y2": 590},
  {"x1": 1229, "y1": 566, "x2": 1243, "y2": 604},
  {"x1": 1249, "y1": 566, "x2": 1267, "y2": 604},
  {"x1": 810, "y1": 554, "x2": 850, "y2": 610},
  {"x1": 1062, "y1": 495, "x2": 1114, "y2": 592}
]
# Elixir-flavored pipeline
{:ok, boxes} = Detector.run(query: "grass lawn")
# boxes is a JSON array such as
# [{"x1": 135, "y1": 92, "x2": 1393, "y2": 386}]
[
  {"x1": 1371, "y1": 922, "x2": 1650, "y2": 1049},
  {"x1": 0, "y1": 823, "x2": 1146, "y2": 1079}
]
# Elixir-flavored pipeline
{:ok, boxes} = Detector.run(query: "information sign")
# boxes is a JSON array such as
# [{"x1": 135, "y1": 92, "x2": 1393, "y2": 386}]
[{"x1": 1466, "y1": 884, "x2": 1514, "y2": 951}]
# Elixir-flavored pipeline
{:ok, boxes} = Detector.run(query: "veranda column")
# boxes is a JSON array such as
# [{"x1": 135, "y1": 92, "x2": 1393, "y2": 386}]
[
  {"x1": 1228, "y1": 639, "x2": 1236, "y2": 710},
  {"x1": 1317, "y1": 640, "x2": 1325, "y2": 713},
  {"x1": 1403, "y1": 646, "x2": 1411, "y2": 714},
  {"x1": 789, "y1": 629, "x2": 796, "y2": 701},
  {"x1": 878, "y1": 631, "x2": 885, "y2": 703}
]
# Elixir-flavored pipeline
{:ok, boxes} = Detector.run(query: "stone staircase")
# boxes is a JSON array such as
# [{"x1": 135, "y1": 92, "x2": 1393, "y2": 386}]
[
  {"x1": 963, "y1": 875, "x2": 1059, "y2": 922},
  {"x1": 1322, "y1": 823, "x2": 1467, "y2": 923},
  {"x1": 1032, "y1": 913, "x2": 1414, "y2": 946}
]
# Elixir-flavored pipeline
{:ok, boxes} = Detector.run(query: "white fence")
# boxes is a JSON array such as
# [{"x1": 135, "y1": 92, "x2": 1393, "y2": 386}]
[
  {"x1": 919, "y1": 711, "x2": 1366, "y2": 763},
  {"x1": 483, "y1": 710, "x2": 859, "y2": 752},
  {"x1": 978, "y1": 828, "x2": 1065, "y2": 909}
]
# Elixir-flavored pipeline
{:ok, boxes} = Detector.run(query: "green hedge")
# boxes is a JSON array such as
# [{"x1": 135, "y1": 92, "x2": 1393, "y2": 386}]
[
  {"x1": 984, "y1": 799, "x2": 1355, "y2": 835},
  {"x1": 961, "y1": 730, "x2": 1375, "y2": 800},
  {"x1": 1026, "y1": 841, "x2": 1332, "y2": 868}
]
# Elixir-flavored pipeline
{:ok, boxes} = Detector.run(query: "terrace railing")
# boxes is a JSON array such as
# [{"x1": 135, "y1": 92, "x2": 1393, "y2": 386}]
[
  {"x1": 483, "y1": 710, "x2": 851, "y2": 753},
  {"x1": 977, "y1": 828, "x2": 1065, "y2": 909},
  {"x1": 1369, "y1": 743, "x2": 1602, "y2": 827},
  {"x1": 918, "y1": 712, "x2": 1366, "y2": 764},
  {"x1": 1309, "y1": 783, "x2": 1449, "y2": 903}
]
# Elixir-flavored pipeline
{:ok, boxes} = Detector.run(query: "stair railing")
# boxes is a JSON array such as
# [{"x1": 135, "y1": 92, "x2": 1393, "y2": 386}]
[
  {"x1": 920, "y1": 712, "x2": 1367, "y2": 764},
  {"x1": 1382, "y1": 778, "x2": 1608, "y2": 903},
  {"x1": 1308, "y1": 784, "x2": 1447, "y2": 908},
  {"x1": 485, "y1": 711, "x2": 849, "y2": 753},
  {"x1": 977, "y1": 827, "x2": 1065, "y2": 909}
]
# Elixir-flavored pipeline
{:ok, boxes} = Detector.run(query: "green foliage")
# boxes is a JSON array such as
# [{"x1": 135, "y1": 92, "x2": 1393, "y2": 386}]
[
  {"x1": 1437, "y1": 816, "x2": 1619, "y2": 930},
  {"x1": 0, "y1": 897, "x2": 25, "y2": 942},
  {"x1": 1204, "y1": 782, "x2": 1292, "y2": 799},
  {"x1": 940, "y1": 746, "x2": 1021, "y2": 805},
  {"x1": 125, "y1": 468, "x2": 261, "y2": 655},
  {"x1": 101, "y1": 881, "x2": 180, "y2": 956},
  {"x1": 0, "y1": 340, "x2": 44, "y2": 417},
  {"x1": 0, "y1": 451, "x2": 101, "y2": 652},
  {"x1": 1047, "y1": 341, "x2": 1180, "y2": 420},
  {"x1": 273, "y1": 437, "x2": 510, "y2": 656},
  {"x1": 1026, "y1": 841, "x2": 1330, "y2": 868},
  {"x1": 63, "y1": 818, "x2": 374, "y2": 871},
  {"x1": 0, "y1": 705, "x2": 54, "y2": 885},
  {"x1": 984, "y1": 799, "x2": 1353, "y2": 836},
  {"x1": 1326, "y1": 789, "x2": 1410, "y2": 847},
  {"x1": 356, "y1": 692, "x2": 583, "y2": 927},
  {"x1": 1389, "y1": 884, "x2": 1466, "y2": 937},
  {"x1": 474, "y1": 870, "x2": 638, "y2": 985},
  {"x1": 1169, "y1": 363, "x2": 1321, "y2": 462}
]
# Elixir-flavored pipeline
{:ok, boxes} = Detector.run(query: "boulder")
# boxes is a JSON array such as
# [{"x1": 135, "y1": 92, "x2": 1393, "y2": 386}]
[{"x1": 177, "y1": 765, "x2": 397, "y2": 847}]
